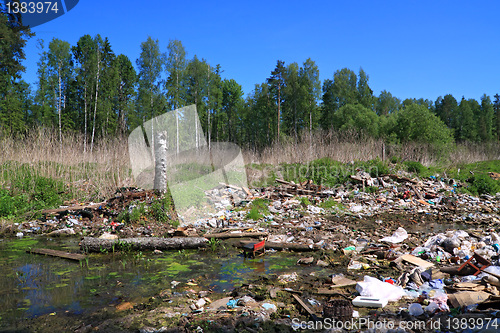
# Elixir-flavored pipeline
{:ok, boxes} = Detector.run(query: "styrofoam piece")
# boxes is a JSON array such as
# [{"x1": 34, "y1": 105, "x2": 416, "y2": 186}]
[{"x1": 352, "y1": 296, "x2": 388, "y2": 308}]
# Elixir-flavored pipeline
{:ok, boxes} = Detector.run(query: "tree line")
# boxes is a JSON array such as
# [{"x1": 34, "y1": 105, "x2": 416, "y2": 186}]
[{"x1": 2, "y1": 14, "x2": 500, "y2": 151}]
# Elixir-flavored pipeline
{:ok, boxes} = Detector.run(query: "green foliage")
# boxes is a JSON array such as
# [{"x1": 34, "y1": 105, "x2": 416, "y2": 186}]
[
  {"x1": 116, "y1": 210, "x2": 129, "y2": 224},
  {"x1": 246, "y1": 198, "x2": 269, "y2": 220},
  {"x1": 356, "y1": 158, "x2": 390, "y2": 177},
  {"x1": 149, "y1": 195, "x2": 173, "y2": 224},
  {"x1": 0, "y1": 162, "x2": 67, "y2": 218},
  {"x1": 318, "y1": 199, "x2": 345, "y2": 211},
  {"x1": 404, "y1": 161, "x2": 426, "y2": 174},
  {"x1": 246, "y1": 207, "x2": 263, "y2": 221},
  {"x1": 468, "y1": 174, "x2": 500, "y2": 195},
  {"x1": 333, "y1": 103, "x2": 380, "y2": 137},
  {"x1": 364, "y1": 186, "x2": 379, "y2": 193},
  {"x1": 298, "y1": 196, "x2": 311, "y2": 207},
  {"x1": 208, "y1": 238, "x2": 220, "y2": 252},
  {"x1": 390, "y1": 104, "x2": 454, "y2": 145},
  {"x1": 129, "y1": 204, "x2": 146, "y2": 223},
  {"x1": 280, "y1": 157, "x2": 389, "y2": 188}
]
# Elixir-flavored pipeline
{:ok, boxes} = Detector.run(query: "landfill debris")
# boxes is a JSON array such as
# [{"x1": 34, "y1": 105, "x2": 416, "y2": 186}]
[
  {"x1": 379, "y1": 227, "x2": 408, "y2": 243},
  {"x1": 352, "y1": 296, "x2": 388, "y2": 308},
  {"x1": 7, "y1": 165, "x2": 500, "y2": 332},
  {"x1": 356, "y1": 276, "x2": 406, "y2": 302}
]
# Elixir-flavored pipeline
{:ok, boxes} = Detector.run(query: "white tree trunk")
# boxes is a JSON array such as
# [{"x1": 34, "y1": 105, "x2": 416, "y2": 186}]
[
  {"x1": 90, "y1": 49, "x2": 100, "y2": 153},
  {"x1": 154, "y1": 130, "x2": 168, "y2": 192},
  {"x1": 58, "y1": 63, "x2": 62, "y2": 157},
  {"x1": 84, "y1": 84, "x2": 87, "y2": 153}
]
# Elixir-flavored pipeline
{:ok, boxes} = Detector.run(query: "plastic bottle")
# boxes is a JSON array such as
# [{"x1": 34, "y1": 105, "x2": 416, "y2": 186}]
[{"x1": 408, "y1": 303, "x2": 424, "y2": 316}]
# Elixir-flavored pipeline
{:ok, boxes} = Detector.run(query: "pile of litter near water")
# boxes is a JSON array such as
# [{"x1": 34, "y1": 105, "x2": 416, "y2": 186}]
[{"x1": 8, "y1": 168, "x2": 500, "y2": 332}]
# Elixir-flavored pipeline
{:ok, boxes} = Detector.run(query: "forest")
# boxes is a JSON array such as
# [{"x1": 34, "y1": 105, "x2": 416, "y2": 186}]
[{"x1": 2, "y1": 14, "x2": 500, "y2": 153}]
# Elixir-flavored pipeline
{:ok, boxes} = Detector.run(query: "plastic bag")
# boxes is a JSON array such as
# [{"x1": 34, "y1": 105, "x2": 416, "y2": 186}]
[
  {"x1": 379, "y1": 227, "x2": 408, "y2": 244},
  {"x1": 356, "y1": 276, "x2": 406, "y2": 302}
]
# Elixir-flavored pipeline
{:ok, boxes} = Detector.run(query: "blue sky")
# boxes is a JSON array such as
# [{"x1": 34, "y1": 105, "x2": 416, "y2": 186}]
[{"x1": 20, "y1": 0, "x2": 500, "y2": 102}]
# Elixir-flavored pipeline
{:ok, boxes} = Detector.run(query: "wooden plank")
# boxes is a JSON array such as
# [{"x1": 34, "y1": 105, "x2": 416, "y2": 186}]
[
  {"x1": 28, "y1": 248, "x2": 86, "y2": 261},
  {"x1": 316, "y1": 288, "x2": 353, "y2": 295},
  {"x1": 242, "y1": 186, "x2": 252, "y2": 197},
  {"x1": 331, "y1": 276, "x2": 358, "y2": 287},
  {"x1": 292, "y1": 294, "x2": 316, "y2": 317},
  {"x1": 396, "y1": 254, "x2": 434, "y2": 269}
]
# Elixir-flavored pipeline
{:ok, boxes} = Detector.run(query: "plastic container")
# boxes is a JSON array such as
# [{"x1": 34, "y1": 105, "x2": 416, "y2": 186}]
[
  {"x1": 408, "y1": 303, "x2": 424, "y2": 316},
  {"x1": 352, "y1": 296, "x2": 388, "y2": 308}
]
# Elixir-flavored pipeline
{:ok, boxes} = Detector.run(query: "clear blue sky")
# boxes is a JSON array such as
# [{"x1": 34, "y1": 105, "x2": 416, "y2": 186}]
[{"x1": 21, "y1": 0, "x2": 500, "y2": 103}]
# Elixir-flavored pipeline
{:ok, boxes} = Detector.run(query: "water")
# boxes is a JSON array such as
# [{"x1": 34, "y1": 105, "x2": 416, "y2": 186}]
[{"x1": 0, "y1": 237, "x2": 318, "y2": 329}]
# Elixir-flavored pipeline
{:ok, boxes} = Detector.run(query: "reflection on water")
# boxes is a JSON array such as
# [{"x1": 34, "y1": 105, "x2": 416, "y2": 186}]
[{"x1": 0, "y1": 237, "x2": 315, "y2": 329}]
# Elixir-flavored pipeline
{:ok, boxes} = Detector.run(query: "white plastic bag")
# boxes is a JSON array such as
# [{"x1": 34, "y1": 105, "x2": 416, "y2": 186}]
[
  {"x1": 379, "y1": 227, "x2": 408, "y2": 244},
  {"x1": 355, "y1": 276, "x2": 406, "y2": 302}
]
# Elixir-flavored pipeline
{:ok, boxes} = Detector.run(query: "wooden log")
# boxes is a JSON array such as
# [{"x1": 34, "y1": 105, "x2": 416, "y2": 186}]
[
  {"x1": 387, "y1": 174, "x2": 418, "y2": 184},
  {"x1": 410, "y1": 184, "x2": 424, "y2": 200},
  {"x1": 41, "y1": 202, "x2": 106, "y2": 214},
  {"x1": 80, "y1": 237, "x2": 208, "y2": 253},
  {"x1": 219, "y1": 182, "x2": 243, "y2": 191},
  {"x1": 204, "y1": 232, "x2": 268, "y2": 239},
  {"x1": 28, "y1": 248, "x2": 86, "y2": 261},
  {"x1": 238, "y1": 240, "x2": 318, "y2": 252}
]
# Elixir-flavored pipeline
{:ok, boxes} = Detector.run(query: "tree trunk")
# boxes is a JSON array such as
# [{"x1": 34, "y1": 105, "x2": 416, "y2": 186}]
[
  {"x1": 204, "y1": 232, "x2": 268, "y2": 239},
  {"x1": 277, "y1": 85, "x2": 281, "y2": 143},
  {"x1": 207, "y1": 65, "x2": 211, "y2": 151},
  {"x1": 84, "y1": 84, "x2": 87, "y2": 153},
  {"x1": 153, "y1": 130, "x2": 168, "y2": 192},
  {"x1": 57, "y1": 63, "x2": 62, "y2": 156},
  {"x1": 91, "y1": 50, "x2": 100, "y2": 153},
  {"x1": 80, "y1": 237, "x2": 208, "y2": 253}
]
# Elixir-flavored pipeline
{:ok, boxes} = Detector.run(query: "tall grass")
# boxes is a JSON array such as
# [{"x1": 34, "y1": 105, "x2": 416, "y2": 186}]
[
  {"x1": 243, "y1": 129, "x2": 500, "y2": 167},
  {"x1": 1, "y1": 128, "x2": 498, "y2": 202},
  {"x1": 0, "y1": 127, "x2": 132, "y2": 201}
]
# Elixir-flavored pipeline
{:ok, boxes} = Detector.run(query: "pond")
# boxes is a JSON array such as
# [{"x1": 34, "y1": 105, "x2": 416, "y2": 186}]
[{"x1": 0, "y1": 236, "x2": 326, "y2": 330}]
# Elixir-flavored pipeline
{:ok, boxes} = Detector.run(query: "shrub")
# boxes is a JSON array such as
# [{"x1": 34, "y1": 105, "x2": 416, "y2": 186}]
[
  {"x1": 404, "y1": 161, "x2": 425, "y2": 174},
  {"x1": 246, "y1": 207, "x2": 263, "y2": 220},
  {"x1": 468, "y1": 174, "x2": 500, "y2": 195}
]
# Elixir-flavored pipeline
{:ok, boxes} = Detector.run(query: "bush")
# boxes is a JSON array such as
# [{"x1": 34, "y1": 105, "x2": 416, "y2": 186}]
[
  {"x1": 468, "y1": 174, "x2": 500, "y2": 195},
  {"x1": 149, "y1": 194, "x2": 174, "y2": 223},
  {"x1": 404, "y1": 161, "x2": 425, "y2": 174},
  {"x1": 356, "y1": 158, "x2": 390, "y2": 177},
  {"x1": 391, "y1": 104, "x2": 454, "y2": 145},
  {"x1": 246, "y1": 207, "x2": 263, "y2": 220}
]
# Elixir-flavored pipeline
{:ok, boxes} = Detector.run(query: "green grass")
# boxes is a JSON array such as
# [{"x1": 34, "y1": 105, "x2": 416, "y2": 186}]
[
  {"x1": 445, "y1": 160, "x2": 500, "y2": 195},
  {"x1": 318, "y1": 199, "x2": 345, "y2": 211},
  {"x1": 279, "y1": 157, "x2": 390, "y2": 188},
  {"x1": 0, "y1": 162, "x2": 69, "y2": 219},
  {"x1": 246, "y1": 198, "x2": 270, "y2": 220},
  {"x1": 252, "y1": 158, "x2": 500, "y2": 196}
]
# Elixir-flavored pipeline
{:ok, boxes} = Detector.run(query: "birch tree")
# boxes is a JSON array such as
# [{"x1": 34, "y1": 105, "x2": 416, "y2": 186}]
[{"x1": 47, "y1": 38, "x2": 72, "y2": 153}]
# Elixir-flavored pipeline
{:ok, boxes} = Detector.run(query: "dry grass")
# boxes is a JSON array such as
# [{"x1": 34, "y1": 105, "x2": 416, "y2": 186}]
[
  {"x1": 0, "y1": 128, "x2": 498, "y2": 202},
  {"x1": 244, "y1": 130, "x2": 385, "y2": 165},
  {"x1": 243, "y1": 129, "x2": 500, "y2": 167},
  {"x1": 0, "y1": 127, "x2": 133, "y2": 200}
]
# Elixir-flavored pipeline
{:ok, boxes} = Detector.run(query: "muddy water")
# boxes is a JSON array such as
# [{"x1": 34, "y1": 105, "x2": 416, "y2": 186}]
[{"x1": 0, "y1": 237, "x2": 321, "y2": 329}]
